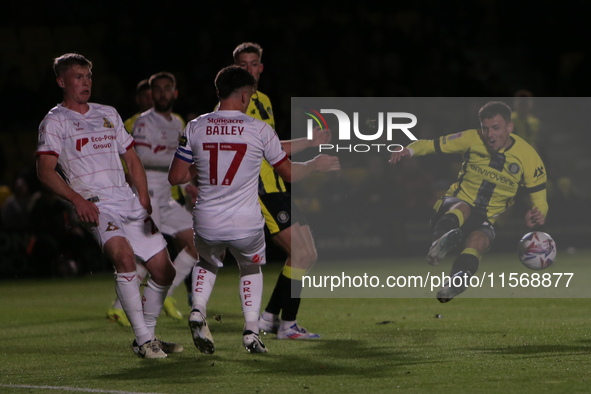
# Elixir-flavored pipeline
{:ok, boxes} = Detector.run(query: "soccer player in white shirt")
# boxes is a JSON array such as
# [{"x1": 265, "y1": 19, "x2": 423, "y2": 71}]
[
  {"x1": 169, "y1": 66, "x2": 339, "y2": 354},
  {"x1": 108, "y1": 72, "x2": 199, "y2": 323},
  {"x1": 36, "y1": 53, "x2": 181, "y2": 359}
]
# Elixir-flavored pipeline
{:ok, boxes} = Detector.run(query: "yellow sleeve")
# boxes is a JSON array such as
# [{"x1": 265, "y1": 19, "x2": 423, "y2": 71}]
[
  {"x1": 407, "y1": 139, "x2": 436, "y2": 156},
  {"x1": 530, "y1": 189, "x2": 548, "y2": 218},
  {"x1": 523, "y1": 148, "x2": 548, "y2": 217},
  {"x1": 409, "y1": 129, "x2": 477, "y2": 157}
]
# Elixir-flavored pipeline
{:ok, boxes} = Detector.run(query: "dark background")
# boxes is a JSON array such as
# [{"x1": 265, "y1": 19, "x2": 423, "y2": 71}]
[{"x1": 1, "y1": 1, "x2": 590, "y2": 277}]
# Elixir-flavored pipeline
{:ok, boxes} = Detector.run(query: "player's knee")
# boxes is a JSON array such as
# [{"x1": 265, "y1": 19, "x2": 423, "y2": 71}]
[
  {"x1": 146, "y1": 252, "x2": 176, "y2": 285},
  {"x1": 112, "y1": 251, "x2": 136, "y2": 273},
  {"x1": 154, "y1": 262, "x2": 175, "y2": 286},
  {"x1": 455, "y1": 201, "x2": 472, "y2": 220}
]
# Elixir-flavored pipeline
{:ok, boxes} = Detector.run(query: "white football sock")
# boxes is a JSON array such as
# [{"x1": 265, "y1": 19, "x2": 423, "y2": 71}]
[
  {"x1": 240, "y1": 272, "x2": 263, "y2": 333},
  {"x1": 113, "y1": 262, "x2": 147, "y2": 310},
  {"x1": 192, "y1": 264, "x2": 217, "y2": 317},
  {"x1": 115, "y1": 271, "x2": 151, "y2": 344},
  {"x1": 280, "y1": 320, "x2": 297, "y2": 331},
  {"x1": 262, "y1": 311, "x2": 277, "y2": 322},
  {"x1": 142, "y1": 278, "x2": 169, "y2": 337},
  {"x1": 168, "y1": 248, "x2": 198, "y2": 297}
]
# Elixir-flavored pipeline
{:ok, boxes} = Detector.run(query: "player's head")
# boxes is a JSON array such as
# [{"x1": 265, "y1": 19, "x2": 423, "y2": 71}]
[
  {"x1": 478, "y1": 101, "x2": 514, "y2": 153},
  {"x1": 53, "y1": 53, "x2": 93, "y2": 104},
  {"x1": 215, "y1": 66, "x2": 256, "y2": 113},
  {"x1": 233, "y1": 42, "x2": 263, "y2": 84},
  {"x1": 149, "y1": 72, "x2": 177, "y2": 113},
  {"x1": 135, "y1": 79, "x2": 153, "y2": 112}
]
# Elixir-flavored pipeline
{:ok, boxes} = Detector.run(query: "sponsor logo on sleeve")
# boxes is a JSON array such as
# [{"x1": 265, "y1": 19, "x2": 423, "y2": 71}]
[
  {"x1": 534, "y1": 166, "x2": 545, "y2": 178},
  {"x1": 179, "y1": 135, "x2": 187, "y2": 147},
  {"x1": 448, "y1": 132, "x2": 463, "y2": 141}
]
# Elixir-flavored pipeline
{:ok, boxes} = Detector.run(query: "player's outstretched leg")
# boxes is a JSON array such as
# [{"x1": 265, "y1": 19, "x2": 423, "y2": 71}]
[
  {"x1": 427, "y1": 229, "x2": 463, "y2": 266},
  {"x1": 164, "y1": 232, "x2": 200, "y2": 320},
  {"x1": 436, "y1": 270, "x2": 471, "y2": 303},
  {"x1": 436, "y1": 249, "x2": 481, "y2": 302}
]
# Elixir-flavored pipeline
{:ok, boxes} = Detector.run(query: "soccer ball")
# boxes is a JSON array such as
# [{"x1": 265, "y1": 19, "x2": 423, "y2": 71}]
[{"x1": 518, "y1": 231, "x2": 557, "y2": 270}]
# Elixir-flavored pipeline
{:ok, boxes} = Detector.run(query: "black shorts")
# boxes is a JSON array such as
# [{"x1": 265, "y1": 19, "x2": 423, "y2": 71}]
[
  {"x1": 430, "y1": 196, "x2": 496, "y2": 246},
  {"x1": 259, "y1": 192, "x2": 307, "y2": 235}
]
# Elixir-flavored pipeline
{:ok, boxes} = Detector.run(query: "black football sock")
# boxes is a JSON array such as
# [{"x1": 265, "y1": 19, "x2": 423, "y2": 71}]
[
  {"x1": 264, "y1": 272, "x2": 286, "y2": 315},
  {"x1": 450, "y1": 249, "x2": 481, "y2": 276},
  {"x1": 280, "y1": 266, "x2": 305, "y2": 322},
  {"x1": 433, "y1": 209, "x2": 464, "y2": 241}
]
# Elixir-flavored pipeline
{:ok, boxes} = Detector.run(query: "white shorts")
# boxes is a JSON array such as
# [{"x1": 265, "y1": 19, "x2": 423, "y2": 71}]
[
  {"x1": 151, "y1": 196, "x2": 193, "y2": 236},
  {"x1": 86, "y1": 204, "x2": 167, "y2": 262},
  {"x1": 194, "y1": 229, "x2": 266, "y2": 268}
]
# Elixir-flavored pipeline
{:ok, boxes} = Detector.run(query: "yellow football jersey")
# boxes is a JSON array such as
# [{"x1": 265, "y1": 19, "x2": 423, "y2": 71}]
[{"x1": 408, "y1": 129, "x2": 548, "y2": 223}]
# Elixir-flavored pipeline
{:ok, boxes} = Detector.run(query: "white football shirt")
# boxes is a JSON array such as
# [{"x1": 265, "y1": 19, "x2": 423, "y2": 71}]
[
  {"x1": 37, "y1": 103, "x2": 138, "y2": 207},
  {"x1": 175, "y1": 110, "x2": 287, "y2": 240},
  {"x1": 132, "y1": 108, "x2": 184, "y2": 201}
]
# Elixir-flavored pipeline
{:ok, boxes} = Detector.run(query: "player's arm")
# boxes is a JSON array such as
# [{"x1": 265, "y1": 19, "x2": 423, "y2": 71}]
[
  {"x1": 274, "y1": 155, "x2": 340, "y2": 183},
  {"x1": 36, "y1": 154, "x2": 100, "y2": 225},
  {"x1": 389, "y1": 130, "x2": 476, "y2": 164},
  {"x1": 523, "y1": 152, "x2": 549, "y2": 228},
  {"x1": 121, "y1": 148, "x2": 152, "y2": 214},
  {"x1": 525, "y1": 187, "x2": 548, "y2": 228},
  {"x1": 281, "y1": 126, "x2": 331, "y2": 156},
  {"x1": 168, "y1": 156, "x2": 197, "y2": 186}
]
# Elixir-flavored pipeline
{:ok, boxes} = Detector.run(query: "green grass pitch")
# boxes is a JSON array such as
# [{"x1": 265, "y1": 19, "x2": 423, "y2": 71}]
[{"x1": 1, "y1": 251, "x2": 591, "y2": 394}]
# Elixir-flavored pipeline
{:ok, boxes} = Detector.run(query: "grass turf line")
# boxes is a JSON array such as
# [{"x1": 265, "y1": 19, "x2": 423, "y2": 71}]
[{"x1": 1, "y1": 252, "x2": 591, "y2": 393}]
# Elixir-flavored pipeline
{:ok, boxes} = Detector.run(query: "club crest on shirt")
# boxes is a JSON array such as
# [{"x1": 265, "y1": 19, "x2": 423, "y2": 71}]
[
  {"x1": 508, "y1": 163, "x2": 520, "y2": 175},
  {"x1": 277, "y1": 211, "x2": 290, "y2": 223},
  {"x1": 103, "y1": 118, "x2": 114, "y2": 128}
]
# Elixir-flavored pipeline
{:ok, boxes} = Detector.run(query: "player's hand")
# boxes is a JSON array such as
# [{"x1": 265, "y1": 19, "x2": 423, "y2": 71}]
[
  {"x1": 389, "y1": 147, "x2": 412, "y2": 164},
  {"x1": 139, "y1": 194, "x2": 153, "y2": 215},
  {"x1": 72, "y1": 196, "x2": 100, "y2": 226},
  {"x1": 185, "y1": 183, "x2": 198, "y2": 199},
  {"x1": 309, "y1": 126, "x2": 331, "y2": 147},
  {"x1": 312, "y1": 154, "x2": 340, "y2": 172},
  {"x1": 525, "y1": 207, "x2": 545, "y2": 228}
]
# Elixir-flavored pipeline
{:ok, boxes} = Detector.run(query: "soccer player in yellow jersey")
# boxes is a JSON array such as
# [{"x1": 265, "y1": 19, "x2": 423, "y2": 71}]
[
  {"x1": 390, "y1": 101, "x2": 548, "y2": 302},
  {"x1": 233, "y1": 42, "x2": 325, "y2": 338}
]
